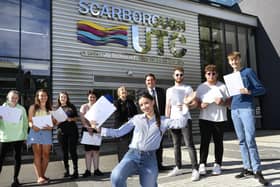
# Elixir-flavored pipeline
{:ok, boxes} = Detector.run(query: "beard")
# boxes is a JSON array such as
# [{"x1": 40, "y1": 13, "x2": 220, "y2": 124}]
[{"x1": 175, "y1": 79, "x2": 184, "y2": 84}]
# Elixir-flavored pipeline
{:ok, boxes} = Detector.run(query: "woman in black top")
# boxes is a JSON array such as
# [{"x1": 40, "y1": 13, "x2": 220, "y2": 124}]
[
  {"x1": 114, "y1": 86, "x2": 138, "y2": 161},
  {"x1": 55, "y1": 91, "x2": 79, "y2": 179}
]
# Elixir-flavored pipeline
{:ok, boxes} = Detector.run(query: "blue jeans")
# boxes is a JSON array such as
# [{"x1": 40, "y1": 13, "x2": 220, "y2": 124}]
[
  {"x1": 111, "y1": 149, "x2": 158, "y2": 187},
  {"x1": 231, "y1": 108, "x2": 261, "y2": 172}
]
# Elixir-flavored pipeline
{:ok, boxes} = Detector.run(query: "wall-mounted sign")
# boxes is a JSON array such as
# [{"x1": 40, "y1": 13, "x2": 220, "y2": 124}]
[
  {"x1": 77, "y1": 20, "x2": 128, "y2": 46},
  {"x1": 78, "y1": 0, "x2": 187, "y2": 58},
  {"x1": 80, "y1": 50, "x2": 184, "y2": 65}
]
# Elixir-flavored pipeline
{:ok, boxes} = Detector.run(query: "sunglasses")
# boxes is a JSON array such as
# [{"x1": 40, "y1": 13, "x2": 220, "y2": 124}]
[
  {"x1": 175, "y1": 73, "x2": 184, "y2": 77},
  {"x1": 206, "y1": 72, "x2": 216, "y2": 76}
]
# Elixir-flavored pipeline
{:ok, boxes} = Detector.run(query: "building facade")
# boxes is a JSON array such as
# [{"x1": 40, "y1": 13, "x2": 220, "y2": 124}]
[{"x1": 1, "y1": 0, "x2": 277, "y2": 130}]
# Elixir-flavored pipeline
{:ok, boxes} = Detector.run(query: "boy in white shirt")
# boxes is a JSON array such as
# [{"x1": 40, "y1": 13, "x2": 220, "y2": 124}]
[
  {"x1": 196, "y1": 64, "x2": 230, "y2": 176},
  {"x1": 165, "y1": 66, "x2": 200, "y2": 181}
]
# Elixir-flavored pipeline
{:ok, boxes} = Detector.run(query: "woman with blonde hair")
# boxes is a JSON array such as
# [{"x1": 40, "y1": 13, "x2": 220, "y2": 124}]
[
  {"x1": 114, "y1": 86, "x2": 137, "y2": 162},
  {"x1": 0, "y1": 90, "x2": 28, "y2": 187}
]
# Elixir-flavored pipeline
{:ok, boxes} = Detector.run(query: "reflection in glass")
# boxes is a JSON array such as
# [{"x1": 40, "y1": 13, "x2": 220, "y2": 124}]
[
  {"x1": 21, "y1": 0, "x2": 50, "y2": 59},
  {"x1": 225, "y1": 24, "x2": 237, "y2": 54},
  {"x1": 238, "y1": 26, "x2": 247, "y2": 66},
  {"x1": 0, "y1": 1, "x2": 20, "y2": 57},
  {"x1": 248, "y1": 28, "x2": 257, "y2": 71},
  {"x1": 200, "y1": 26, "x2": 210, "y2": 41},
  {"x1": 0, "y1": 58, "x2": 19, "y2": 105},
  {"x1": 21, "y1": 59, "x2": 50, "y2": 76},
  {"x1": 199, "y1": 17, "x2": 224, "y2": 81}
]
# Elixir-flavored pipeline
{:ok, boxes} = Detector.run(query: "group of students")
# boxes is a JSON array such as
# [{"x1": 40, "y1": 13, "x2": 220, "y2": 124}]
[
  {"x1": 0, "y1": 89, "x2": 105, "y2": 186},
  {"x1": 0, "y1": 51, "x2": 269, "y2": 187}
]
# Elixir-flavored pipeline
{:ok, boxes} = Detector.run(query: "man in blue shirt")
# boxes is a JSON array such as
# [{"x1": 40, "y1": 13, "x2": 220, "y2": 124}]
[{"x1": 227, "y1": 51, "x2": 269, "y2": 186}]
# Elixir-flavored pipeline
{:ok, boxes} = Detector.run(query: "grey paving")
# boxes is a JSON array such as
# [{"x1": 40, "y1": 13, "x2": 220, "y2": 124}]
[{"x1": 0, "y1": 130, "x2": 279, "y2": 187}]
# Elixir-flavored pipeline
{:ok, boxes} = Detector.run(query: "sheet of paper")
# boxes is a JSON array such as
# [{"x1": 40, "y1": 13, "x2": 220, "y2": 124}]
[
  {"x1": 80, "y1": 131, "x2": 102, "y2": 146},
  {"x1": 170, "y1": 88, "x2": 186, "y2": 105},
  {"x1": 85, "y1": 96, "x2": 116, "y2": 128},
  {"x1": 51, "y1": 107, "x2": 68, "y2": 123},
  {"x1": 201, "y1": 87, "x2": 223, "y2": 103},
  {"x1": 0, "y1": 106, "x2": 22, "y2": 124},
  {"x1": 32, "y1": 115, "x2": 53, "y2": 129},
  {"x1": 223, "y1": 72, "x2": 245, "y2": 96}
]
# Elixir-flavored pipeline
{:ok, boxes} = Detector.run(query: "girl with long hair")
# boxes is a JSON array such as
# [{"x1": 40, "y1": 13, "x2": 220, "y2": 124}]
[
  {"x1": 55, "y1": 91, "x2": 79, "y2": 179},
  {"x1": 27, "y1": 89, "x2": 53, "y2": 184},
  {"x1": 91, "y1": 92, "x2": 190, "y2": 187}
]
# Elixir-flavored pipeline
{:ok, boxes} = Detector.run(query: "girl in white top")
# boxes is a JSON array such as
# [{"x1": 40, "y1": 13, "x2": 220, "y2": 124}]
[{"x1": 196, "y1": 64, "x2": 230, "y2": 176}]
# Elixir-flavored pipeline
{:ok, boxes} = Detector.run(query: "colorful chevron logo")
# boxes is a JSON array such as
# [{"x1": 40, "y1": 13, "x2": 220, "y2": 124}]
[{"x1": 77, "y1": 20, "x2": 128, "y2": 47}]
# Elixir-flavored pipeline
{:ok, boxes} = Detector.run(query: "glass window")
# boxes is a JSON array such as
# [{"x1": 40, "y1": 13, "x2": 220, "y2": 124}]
[
  {"x1": 200, "y1": 26, "x2": 210, "y2": 41},
  {"x1": 0, "y1": 1, "x2": 20, "y2": 57},
  {"x1": 248, "y1": 28, "x2": 257, "y2": 71},
  {"x1": 199, "y1": 17, "x2": 224, "y2": 81},
  {"x1": 0, "y1": 57, "x2": 19, "y2": 105},
  {"x1": 238, "y1": 26, "x2": 248, "y2": 66},
  {"x1": 21, "y1": 59, "x2": 50, "y2": 76},
  {"x1": 225, "y1": 24, "x2": 237, "y2": 54},
  {"x1": 21, "y1": 0, "x2": 50, "y2": 59}
]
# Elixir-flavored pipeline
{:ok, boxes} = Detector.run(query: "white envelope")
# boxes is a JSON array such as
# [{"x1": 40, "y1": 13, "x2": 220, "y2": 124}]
[
  {"x1": 85, "y1": 96, "x2": 116, "y2": 128},
  {"x1": 0, "y1": 106, "x2": 22, "y2": 124},
  {"x1": 80, "y1": 131, "x2": 102, "y2": 146}
]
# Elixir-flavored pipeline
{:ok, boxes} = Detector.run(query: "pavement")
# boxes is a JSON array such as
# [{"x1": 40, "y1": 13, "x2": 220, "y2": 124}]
[{"x1": 0, "y1": 130, "x2": 280, "y2": 187}]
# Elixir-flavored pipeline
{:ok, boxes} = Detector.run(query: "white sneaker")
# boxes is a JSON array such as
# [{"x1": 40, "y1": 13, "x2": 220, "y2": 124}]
[
  {"x1": 191, "y1": 169, "x2": 200, "y2": 181},
  {"x1": 212, "y1": 163, "x2": 222, "y2": 175},
  {"x1": 199, "y1": 163, "x2": 207, "y2": 175},
  {"x1": 167, "y1": 166, "x2": 181, "y2": 177}
]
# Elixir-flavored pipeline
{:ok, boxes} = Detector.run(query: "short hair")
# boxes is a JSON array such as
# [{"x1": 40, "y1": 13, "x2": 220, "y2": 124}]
[
  {"x1": 87, "y1": 90, "x2": 98, "y2": 97},
  {"x1": 7, "y1": 90, "x2": 20, "y2": 100},
  {"x1": 173, "y1": 66, "x2": 184, "y2": 73},
  {"x1": 145, "y1": 73, "x2": 156, "y2": 80},
  {"x1": 227, "y1": 51, "x2": 241, "y2": 60},
  {"x1": 204, "y1": 64, "x2": 217, "y2": 73}
]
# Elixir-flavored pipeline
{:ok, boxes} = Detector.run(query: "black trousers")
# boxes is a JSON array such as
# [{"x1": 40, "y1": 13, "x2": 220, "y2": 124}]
[
  {"x1": 170, "y1": 119, "x2": 198, "y2": 170},
  {"x1": 58, "y1": 131, "x2": 78, "y2": 171},
  {"x1": 0, "y1": 141, "x2": 23, "y2": 179},
  {"x1": 199, "y1": 119, "x2": 225, "y2": 166}
]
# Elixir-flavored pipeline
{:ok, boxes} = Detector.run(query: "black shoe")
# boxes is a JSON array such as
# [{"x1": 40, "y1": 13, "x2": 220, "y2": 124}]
[
  {"x1": 64, "y1": 170, "x2": 70, "y2": 178},
  {"x1": 94, "y1": 169, "x2": 104, "y2": 176},
  {"x1": 11, "y1": 178, "x2": 20, "y2": 187},
  {"x1": 254, "y1": 171, "x2": 270, "y2": 186},
  {"x1": 82, "y1": 170, "x2": 91, "y2": 178},
  {"x1": 235, "y1": 168, "x2": 254, "y2": 178},
  {"x1": 70, "y1": 172, "x2": 79, "y2": 179},
  {"x1": 11, "y1": 181, "x2": 20, "y2": 187},
  {"x1": 158, "y1": 165, "x2": 169, "y2": 171}
]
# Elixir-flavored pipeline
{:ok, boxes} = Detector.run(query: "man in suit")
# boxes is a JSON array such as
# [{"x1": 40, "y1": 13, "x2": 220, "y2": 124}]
[{"x1": 145, "y1": 73, "x2": 168, "y2": 171}]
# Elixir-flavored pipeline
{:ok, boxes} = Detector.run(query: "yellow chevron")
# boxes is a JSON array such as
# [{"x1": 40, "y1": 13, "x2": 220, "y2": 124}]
[{"x1": 77, "y1": 20, "x2": 128, "y2": 31}]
